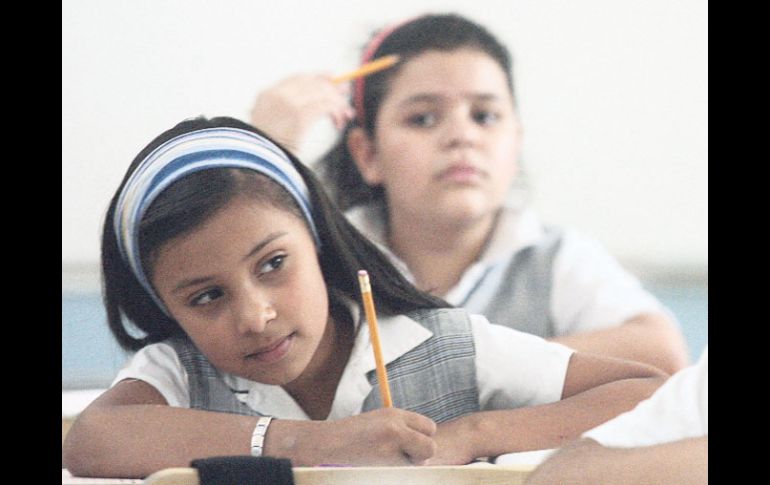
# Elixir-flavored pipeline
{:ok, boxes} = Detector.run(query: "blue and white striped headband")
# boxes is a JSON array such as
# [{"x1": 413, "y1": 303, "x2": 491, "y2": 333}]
[{"x1": 114, "y1": 126, "x2": 320, "y2": 316}]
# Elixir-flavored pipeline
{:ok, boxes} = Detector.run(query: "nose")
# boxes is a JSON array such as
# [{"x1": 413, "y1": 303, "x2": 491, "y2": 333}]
[
  {"x1": 232, "y1": 286, "x2": 276, "y2": 335},
  {"x1": 440, "y1": 107, "x2": 480, "y2": 149}
]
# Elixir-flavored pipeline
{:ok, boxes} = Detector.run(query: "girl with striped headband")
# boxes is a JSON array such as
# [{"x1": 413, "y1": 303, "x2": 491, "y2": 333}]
[
  {"x1": 250, "y1": 13, "x2": 689, "y2": 374},
  {"x1": 63, "y1": 116, "x2": 667, "y2": 478}
]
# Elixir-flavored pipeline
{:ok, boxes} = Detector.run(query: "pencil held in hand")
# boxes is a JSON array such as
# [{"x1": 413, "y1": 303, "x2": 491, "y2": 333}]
[
  {"x1": 357, "y1": 270, "x2": 394, "y2": 408},
  {"x1": 332, "y1": 55, "x2": 400, "y2": 84}
]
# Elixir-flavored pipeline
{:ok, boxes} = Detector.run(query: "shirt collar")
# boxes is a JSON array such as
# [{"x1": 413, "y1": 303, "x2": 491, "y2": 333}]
[
  {"x1": 480, "y1": 202, "x2": 545, "y2": 265},
  {"x1": 222, "y1": 297, "x2": 433, "y2": 419},
  {"x1": 345, "y1": 201, "x2": 547, "y2": 269},
  {"x1": 345, "y1": 202, "x2": 547, "y2": 306},
  {"x1": 330, "y1": 304, "x2": 433, "y2": 419}
]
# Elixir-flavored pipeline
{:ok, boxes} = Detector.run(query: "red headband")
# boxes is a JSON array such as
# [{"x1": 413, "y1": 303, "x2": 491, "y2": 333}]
[{"x1": 353, "y1": 18, "x2": 415, "y2": 125}]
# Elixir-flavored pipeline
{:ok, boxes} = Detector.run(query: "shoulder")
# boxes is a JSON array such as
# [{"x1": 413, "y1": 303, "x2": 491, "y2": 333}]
[
  {"x1": 551, "y1": 226, "x2": 641, "y2": 281},
  {"x1": 127, "y1": 340, "x2": 186, "y2": 368},
  {"x1": 551, "y1": 225, "x2": 649, "y2": 273},
  {"x1": 401, "y1": 308, "x2": 476, "y2": 353},
  {"x1": 482, "y1": 206, "x2": 563, "y2": 263},
  {"x1": 405, "y1": 307, "x2": 473, "y2": 330},
  {"x1": 111, "y1": 340, "x2": 190, "y2": 407},
  {"x1": 470, "y1": 313, "x2": 573, "y2": 358},
  {"x1": 557, "y1": 227, "x2": 612, "y2": 255},
  {"x1": 163, "y1": 334, "x2": 202, "y2": 360},
  {"x1": 471, "y1": 313, "x2": 574, "y2": 407}
]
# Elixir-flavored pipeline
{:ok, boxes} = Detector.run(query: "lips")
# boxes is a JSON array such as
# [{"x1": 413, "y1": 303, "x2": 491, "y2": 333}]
[
  {"x1": 245, "y1": 333, "x2": 294, "y2": 364},
  {"x1": 436, "y1": 163, "x2": 486, "y2": 183}
]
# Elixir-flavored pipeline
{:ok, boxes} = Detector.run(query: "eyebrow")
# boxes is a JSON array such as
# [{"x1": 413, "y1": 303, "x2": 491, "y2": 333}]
[
  {"x1": 171, "y1": 231, "x2": 288, "y2": 293},
  {"x1": 398, "y1": 93, "x2": 500, "y2": 107}
]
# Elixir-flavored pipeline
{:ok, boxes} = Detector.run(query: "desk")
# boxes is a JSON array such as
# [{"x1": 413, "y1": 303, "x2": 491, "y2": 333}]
[{"x1": 63, "y1": 464, "x2": 535, "y2": 485}]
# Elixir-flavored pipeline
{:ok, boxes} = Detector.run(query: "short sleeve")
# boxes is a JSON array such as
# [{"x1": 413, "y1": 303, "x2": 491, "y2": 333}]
[
  {"x1": 472, "y1": 314, "x2": 575, "y2": 409},
  {"x1": 551, "y1": 229, "x2": 669, "y2": 334},
  {"x1": 111, "y1": 342, "x2": 190, "y2": 408},
  {"x1": 584, "y1": 347, "x2": 708, "y2": 447}
]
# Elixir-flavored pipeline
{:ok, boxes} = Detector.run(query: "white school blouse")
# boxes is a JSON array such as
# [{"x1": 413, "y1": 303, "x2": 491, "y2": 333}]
[
  {"x1": 111, "y1": 307, "x2": 574, "y2": 420},
  {"x1": 583, "y1": 346, "x2": 708, "y2": 447},
  {"x1": 345, "y1": 203, "x2": 669, "y2": 335}
]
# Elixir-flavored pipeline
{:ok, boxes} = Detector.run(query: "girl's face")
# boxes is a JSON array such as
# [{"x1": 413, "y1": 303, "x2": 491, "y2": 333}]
[
  {"x1": 353, "y1": 48, "x2": 521, "y2": 226},
  {"x1": 150, "y1": 196, "x2": 332, "y2": 386}
]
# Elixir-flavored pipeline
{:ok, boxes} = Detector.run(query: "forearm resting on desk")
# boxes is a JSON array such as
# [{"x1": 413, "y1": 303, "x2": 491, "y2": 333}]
[
  {"x1": 524, "y1": 436, "x2": 708, "y2": 485},
  {"x1": 428, "y1": 372, "x2": 666, "y2": 465},
  {"x1": 62, "y1": 380, "x2": 437, "y2": 478},
  {"x1": 550, "y1": 312, "x2": 690, "y2": 374},
  {"x1": 62, "y1": 404, "x2": 262, "y2": 478},
  {"x1": 63, "y1": 405, "x2": 438, "y2": 478}
]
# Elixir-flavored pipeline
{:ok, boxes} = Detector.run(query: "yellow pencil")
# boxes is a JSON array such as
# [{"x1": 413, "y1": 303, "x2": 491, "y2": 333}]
[
  {"x1": 332, "y1": 55, "x2": 400, "y2": 84},
  {"x1": 357, "y1": 270, "x2": 393, "y2": 408}
]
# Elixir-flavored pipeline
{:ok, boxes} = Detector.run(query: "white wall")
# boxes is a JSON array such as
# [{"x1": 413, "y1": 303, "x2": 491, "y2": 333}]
[{"x1": 62, "y1": 0, "x2": 707, "y2": 281}]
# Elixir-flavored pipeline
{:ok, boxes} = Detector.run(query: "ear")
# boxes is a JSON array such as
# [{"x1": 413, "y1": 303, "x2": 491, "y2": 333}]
[{"x1": 347, "y1": 127, "x2": 383, "y2": 185}]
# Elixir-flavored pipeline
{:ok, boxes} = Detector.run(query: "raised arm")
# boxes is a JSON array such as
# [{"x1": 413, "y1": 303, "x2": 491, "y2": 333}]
[
  {"x1": 426, "y1": 352, "x2": 668, "y2": 465},
  {"x1": 249, "y1": 73, "x2": 353, "y2": 155},
  {"x1": 62, "y1": 379, "x2": 436, "y2": 478},
  {"x1": 524, "y1": 436, "x2": 708, "y2": 485}
]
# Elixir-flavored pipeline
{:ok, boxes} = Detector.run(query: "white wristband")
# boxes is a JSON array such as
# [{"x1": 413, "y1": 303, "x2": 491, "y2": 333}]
[{"x1": 250, "y1": 416, "x2": 274, "y2": 457}]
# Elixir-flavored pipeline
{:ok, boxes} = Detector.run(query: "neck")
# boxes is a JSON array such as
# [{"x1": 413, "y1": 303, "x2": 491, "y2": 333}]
[
  {"x1": 388, "y1": 209, "x2": 499, "y2": 297},
  {"x1": 284, "y1": 308, "x2": 354, "y2": 420}
]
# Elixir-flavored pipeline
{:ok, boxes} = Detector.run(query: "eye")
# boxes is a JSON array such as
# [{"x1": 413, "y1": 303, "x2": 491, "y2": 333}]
[
  {"x1": 259, "y1": 254, "x2": 286, "y2": 275},
  {"x1": 406, "y1": 112, "x2": 438, "y2": 128},
  {"x1": 472, "y1": 109, "x2": 500, "y2": 126},
  {"x1": 189, "y1": 288, "x2": 224, "y2": 307}
]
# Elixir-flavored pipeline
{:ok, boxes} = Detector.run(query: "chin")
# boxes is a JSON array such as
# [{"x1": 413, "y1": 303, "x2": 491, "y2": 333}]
[
  {"x1": 248, "y1": 371, "x2": 297, "y2": 387},
  {"x1": 439, "y1": 198, "x2": 495, "y2": 224},
  {"x1": 239, "y1": 362, "x2": 304, "y2": 386}
]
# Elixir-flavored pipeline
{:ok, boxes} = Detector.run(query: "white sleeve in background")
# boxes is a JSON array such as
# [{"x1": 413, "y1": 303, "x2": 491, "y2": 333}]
[
  {"x1": 111, "y1": 342, "x2": 190, "y2": 408},
  {"x1": 472, "y1": 314, "x2": 574, "y2": 410},
  {"x1": 584, "y1": 346, "x2": 708, "y2": 447},
  {"x1": 551, "y1": 229, "x2": 669, "y2": 335}
]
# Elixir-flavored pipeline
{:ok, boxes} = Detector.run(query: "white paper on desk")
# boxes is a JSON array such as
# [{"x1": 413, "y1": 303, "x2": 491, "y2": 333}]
[
  {"x1": 62, "y1": 469, "x2": 142, "y2": 485},
  {"x1": 492, "y1": 448, "x2": 556, "y2": 465}
]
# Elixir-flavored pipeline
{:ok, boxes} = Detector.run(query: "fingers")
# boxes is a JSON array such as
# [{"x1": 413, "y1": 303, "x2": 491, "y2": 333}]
[
  {"x1": 382, "y1": 409, "x2": 437, "y2": 464},
  {"x1": 401, "y1": 427, "x2": 437, "y2": 464},
  {"x1": 249, "y1": 72, "x2": 355, "y2": 152},
  {"x1": 330, "y1": 409, "x2": 439, "y2": 466},
  {"x1": 252, "y1": 73, "x2": 353, "y2": 132},
  {"x1": 405, "y1": 410, "x2": 437, "y2": 437},
  {"x1": 314, "y1": 75, "x2": 354, "y2": 129},
  {"x1": 330, "y1": 106, "x2": 355, "y2": 130}
]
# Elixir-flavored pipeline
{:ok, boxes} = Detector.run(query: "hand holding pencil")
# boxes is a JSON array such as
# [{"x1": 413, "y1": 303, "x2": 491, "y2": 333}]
[
  {"x1": 250, "y1": 56, "x2": 400, "y2": 153},
  {"x1": 250, "y1": 73, "x2": 353, "y2": 152}
]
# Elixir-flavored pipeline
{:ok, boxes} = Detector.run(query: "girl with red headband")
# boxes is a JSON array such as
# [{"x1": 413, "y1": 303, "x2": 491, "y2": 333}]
[{"x1": 250, "y1": 13, "x2": 689, "y2": 374}]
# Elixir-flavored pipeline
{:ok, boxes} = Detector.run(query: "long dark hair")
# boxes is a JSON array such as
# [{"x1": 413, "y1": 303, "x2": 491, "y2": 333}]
[
  {"x1": 102, "y1": 116, "x2": 448, "y2": 352},
  {"x1": 318, "y1": 13, "x2": 516, "y2": 211}
]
